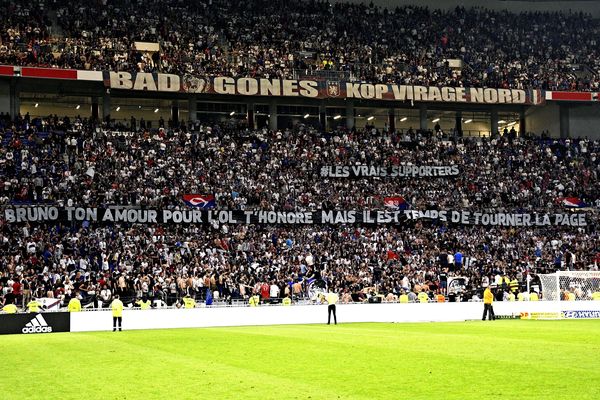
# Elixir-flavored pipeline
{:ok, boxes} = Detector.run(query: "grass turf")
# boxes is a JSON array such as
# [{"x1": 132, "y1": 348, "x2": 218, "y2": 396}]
[{"x1": 1, "y1": 320, "x2": 599, "y2": 399}]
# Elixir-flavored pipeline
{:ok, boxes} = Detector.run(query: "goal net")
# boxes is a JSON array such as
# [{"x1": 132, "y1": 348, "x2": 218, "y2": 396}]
[{"x1": 538, "y1": 271, "x2": 600, "y2": 301}]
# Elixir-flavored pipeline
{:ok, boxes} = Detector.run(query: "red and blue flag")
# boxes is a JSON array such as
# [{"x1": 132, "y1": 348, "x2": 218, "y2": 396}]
[
  {"x1": 557, "y1": 197, "x2": 588, "y2": 208},
  {"x1": 182, "y1": 194, "x2": 216, "y2": 209},
  {"x1": 384, "y1": 196, "x2": 410, "y2": 210}
]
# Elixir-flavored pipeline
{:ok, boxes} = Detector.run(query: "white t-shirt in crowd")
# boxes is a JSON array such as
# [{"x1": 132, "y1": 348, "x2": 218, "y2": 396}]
[{"x1": 270, "y1": 284, "x2": 280, "y2": 298}]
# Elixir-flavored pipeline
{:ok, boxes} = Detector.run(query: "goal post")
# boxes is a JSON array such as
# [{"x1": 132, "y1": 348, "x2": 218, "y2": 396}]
[{"x1": 538, "y1": 271, "x2": 600, "y2": 301}]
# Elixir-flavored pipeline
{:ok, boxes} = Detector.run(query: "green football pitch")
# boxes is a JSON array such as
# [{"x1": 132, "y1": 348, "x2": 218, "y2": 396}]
[{"x1": 1, "y1": 320, "x2": 599, "y2": 399}]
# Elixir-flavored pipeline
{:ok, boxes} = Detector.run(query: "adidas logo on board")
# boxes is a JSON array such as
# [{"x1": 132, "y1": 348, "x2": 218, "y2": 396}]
[{"x1": 22, "y1": 314, "x2": 53, "y2": 334}]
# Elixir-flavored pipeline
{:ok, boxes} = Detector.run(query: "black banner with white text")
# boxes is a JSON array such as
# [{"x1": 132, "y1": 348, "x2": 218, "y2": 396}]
[
  {"x1": 2, "y1": 206, "x2": 588, "y2": 227},
  {"x1": 106, "y1": 71, "x2": 544, "y2": 105}
]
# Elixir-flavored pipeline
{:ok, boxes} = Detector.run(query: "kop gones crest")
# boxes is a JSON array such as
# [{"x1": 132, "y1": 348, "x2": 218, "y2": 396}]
[{"x1": 327, "y1": 81, "x2": 341, "y2": 97}]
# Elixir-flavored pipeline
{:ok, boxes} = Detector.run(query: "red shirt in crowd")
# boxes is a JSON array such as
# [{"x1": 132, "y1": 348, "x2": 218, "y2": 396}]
[
  {"x1": 12, "y1": 281, "x2": 22, "y2": 296},
  {"x1": 260, "y1": 283, "x2": 270, "y2": 299}
]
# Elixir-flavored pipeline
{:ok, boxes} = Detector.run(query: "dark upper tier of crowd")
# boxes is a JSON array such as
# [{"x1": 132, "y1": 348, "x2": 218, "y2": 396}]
[
  {"x1": 0, "y1": 114, "x2": 599, "y2": 308},
  {"x1": 1, "y1": 0, "x2": 600, "y2": 90}
]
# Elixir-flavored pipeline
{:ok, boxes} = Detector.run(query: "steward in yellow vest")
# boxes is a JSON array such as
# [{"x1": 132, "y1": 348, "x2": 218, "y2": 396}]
[
  {"x1": 509, "y1": 279, "x2": 519, "y2": 294},
  {"x1": 482, "y1": 287, "x2": 495, "y2": 320},
  {"x1": 182, "y1": 295, "x2": 196, "y2": 309},
  {"x1": 2, "y1": 303, "x2": 18, "y2": 314},
  {"x1": 136, "y1": 298, "x2": 152, "y2": 310},
  {"x1": 68, "y1": 297, "x2": 82, "y2": 312},
  {"x1": 111, "y1": 295, "x2": 124, "y2": 331},
  {"x1": 529, "y1": 292, "x2": 539, "y2": 301},
  {"x1": 27, "y1": 299, "x2": 43, "y2": 313},
  {"x1": 249, "y1": 294, "x2": 260, "y2": 307}
]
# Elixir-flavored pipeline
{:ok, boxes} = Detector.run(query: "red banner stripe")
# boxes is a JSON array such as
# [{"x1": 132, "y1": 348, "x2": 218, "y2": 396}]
[
  {"x1": 549, "y1": 92, "x2": 592, "y2": 101},
  {"x1": 0, "y1": 65, "x2": 14, "y2": 76},
  {"x1": 21, "y1": 67, "x2": 78, "y2": 80}
]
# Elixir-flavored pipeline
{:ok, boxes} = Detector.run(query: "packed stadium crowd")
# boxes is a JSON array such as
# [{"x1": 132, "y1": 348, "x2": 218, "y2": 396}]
[
  {"x1": 0, "y1": 0, "x2": 599, "y2": 90},
  {"x1": 0, "y1": 113, "x2": 599, "y2": 310}
]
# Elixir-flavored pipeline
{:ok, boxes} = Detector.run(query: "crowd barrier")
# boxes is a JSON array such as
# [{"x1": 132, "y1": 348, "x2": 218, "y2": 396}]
[
  {"x1": 70, "y1": 300, "x2": 600, "y2": 333},
  {"x1": 2, "y1": 301, "x2": 599, "y2": 335}
]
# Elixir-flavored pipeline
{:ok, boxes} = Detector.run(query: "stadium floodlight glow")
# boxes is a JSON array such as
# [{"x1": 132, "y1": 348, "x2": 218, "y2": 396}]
[
  {"x1": 34, "y1": 103, "x2": 39, "y2": 108},
  {"x1": 367, "y1": 116, "x2": 374, "y2": 121},
  {"x1": 464, "y1": 119, "x2": 473, "y2": 124},
  {"x1": 432, "y1": 118, "x2": 440, "y2": 123},
  {"x1": 333, "y1": 115, "x2": 341, "y2": 120},
  {"x1": 154, "y1": 108, "x2": 159, "y2": 113},
  {"x1": 498, "y1": 120, "x2": 506, "y2": 124},
  {"x1": 116, "y1": 106, "x2": 121, "y2": 112},
  {"x1": 75, "y1": 105, "x2": 81, "y2": 110},
  {"x1": 229, "y1": 111, "x2": 235, "y2": 116},
  {"x1": 400, "y1": 117, "x2": 407, "y2": 122},
  {"x1": 303, "y1": 113, "x2": 310, "y2": 119}
]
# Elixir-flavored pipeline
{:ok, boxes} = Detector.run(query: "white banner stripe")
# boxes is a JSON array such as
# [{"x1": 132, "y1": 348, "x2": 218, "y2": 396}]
[{"x1": 77, "y1": 70, "x2": 103, "y2": 81}]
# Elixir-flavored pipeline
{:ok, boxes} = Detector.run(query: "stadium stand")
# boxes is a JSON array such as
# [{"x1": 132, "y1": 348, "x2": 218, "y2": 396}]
[
  {"x1": 0, "y1": 113, "x2": 599, "y2": 308},
  {"x1": 0, "y1": 0, "x2": 599, "y2": 90},
  {"x1": 0, "y1": 0, "x2": 599, "y2": 312}
]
